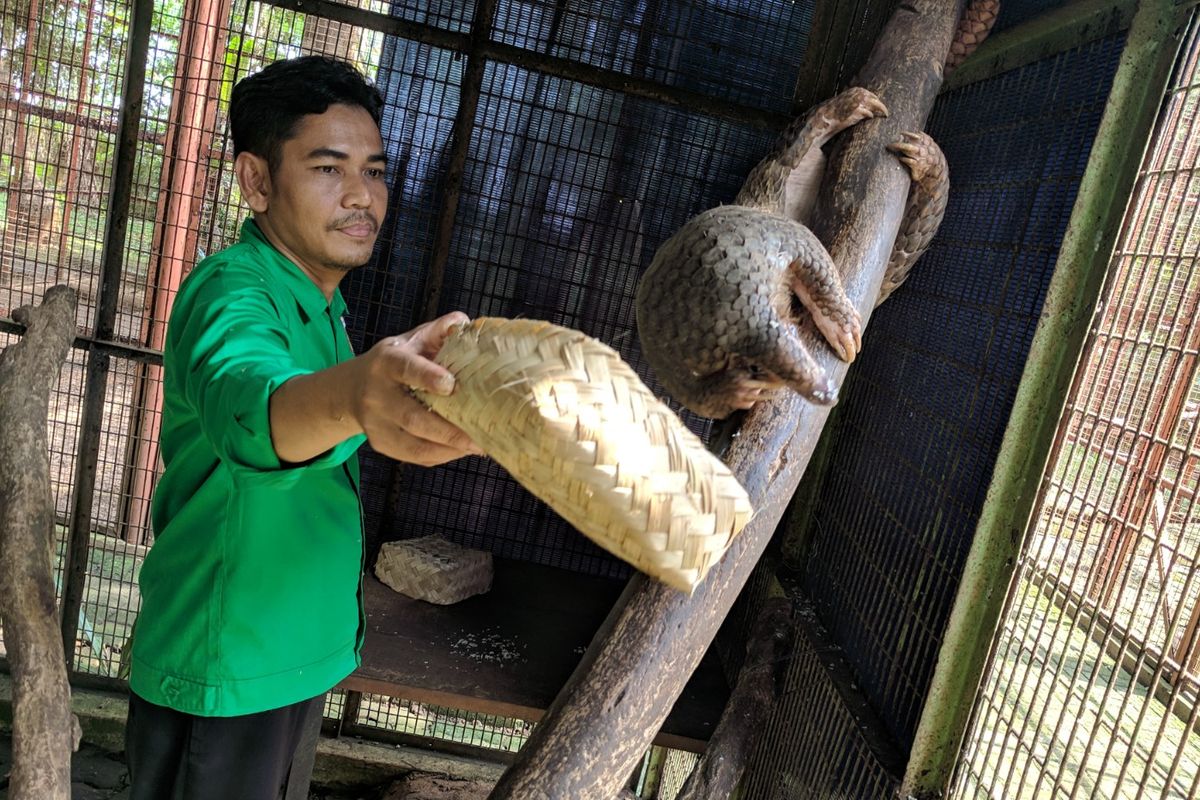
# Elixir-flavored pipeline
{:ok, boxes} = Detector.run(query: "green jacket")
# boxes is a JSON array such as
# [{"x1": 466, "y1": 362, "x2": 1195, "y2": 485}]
[{"x1": 130, "y1": 220, "x2": 366, "y2": 716}]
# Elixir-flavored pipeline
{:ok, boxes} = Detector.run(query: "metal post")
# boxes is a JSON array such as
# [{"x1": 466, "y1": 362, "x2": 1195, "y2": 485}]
[
  {"x1": 380, "y1": 0, "x2": 499, "y2": 530},
  {"x1": 420, "y1": 0, "x2": 500, "y2": 324},
  {"x1": 900, "y1": 1, "x2": 1192, "y2": 795},
  {"x1": 59, "y1": 0, "x2": 154, "y2": 669},
  {"x1": 120, "y1": 0, "x2": 233, "y2": 545}
]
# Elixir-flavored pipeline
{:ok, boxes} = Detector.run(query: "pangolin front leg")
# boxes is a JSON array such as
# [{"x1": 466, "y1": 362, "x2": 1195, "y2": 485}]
[
  {"x1": 730, "y1": 86, "x2": 886, "y2": 365},
  {"x1": 737, "y1": 86, "x2": 889, "y2": 218},
  {"x1": 879, "y1": 131, "x2": 950, "y2": 306},
  {"x1": 635, "y1": 86, "x2": 887, "y2": 419}
]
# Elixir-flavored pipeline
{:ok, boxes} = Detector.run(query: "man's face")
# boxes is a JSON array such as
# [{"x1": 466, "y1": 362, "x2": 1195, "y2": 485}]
[{"x1": 254, "y1": 104, "x2": 388, "y2": 280}]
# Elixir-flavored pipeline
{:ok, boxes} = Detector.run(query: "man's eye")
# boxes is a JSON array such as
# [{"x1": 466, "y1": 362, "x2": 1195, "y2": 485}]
[
  {"x1": 366, "y1": 168, "x2": 385, "y2": 179},
  {"x1": 317, "y1": 165, "x2": 339, "y2": 174}
]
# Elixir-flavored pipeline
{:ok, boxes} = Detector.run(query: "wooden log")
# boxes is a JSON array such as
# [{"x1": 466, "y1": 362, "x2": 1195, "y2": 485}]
[
  {"x1": 487, "y1": 3, "x2": 964, "y2": 797},
  {"x1": 675, "y1": 596, "x2": 793, "y2": 800},
  {"x1": 0, "y1": 285, "x2": 81, "y2": 800}
]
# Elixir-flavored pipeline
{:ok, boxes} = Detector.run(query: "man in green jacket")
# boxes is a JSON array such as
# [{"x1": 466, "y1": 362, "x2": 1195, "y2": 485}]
[{"x1": 125, "y1": 55, "x2": 480, "y2": 799}]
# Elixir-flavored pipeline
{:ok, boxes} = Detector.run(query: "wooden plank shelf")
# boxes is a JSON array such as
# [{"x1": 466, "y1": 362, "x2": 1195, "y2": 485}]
[{"x1": 339, "y1": 559, "x2": 728, "y2": 753}]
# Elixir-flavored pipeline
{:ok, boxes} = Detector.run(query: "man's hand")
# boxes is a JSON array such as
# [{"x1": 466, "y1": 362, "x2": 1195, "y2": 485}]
[
  {"x1": 269, "y1": 312, "x2": 483, "y2": 466},
  {"x1": 349, "y1": 312, "x2": 483, "y2": 465}
]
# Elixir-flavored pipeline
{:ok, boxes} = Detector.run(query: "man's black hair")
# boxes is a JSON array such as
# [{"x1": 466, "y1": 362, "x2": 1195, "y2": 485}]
[{"x1": 230, "y1": 56, "x2": 384, "y2": 173}]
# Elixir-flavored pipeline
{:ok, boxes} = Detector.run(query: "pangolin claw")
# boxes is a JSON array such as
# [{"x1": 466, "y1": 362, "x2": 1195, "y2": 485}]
[
  {"x1": 888, "y1": 131, "x2": 939, "y2": 181},
  {"x1": 844, "y1": 310, "x2": 864, "y2": 363},
  {"x1": 811, "y1": 303, "x2": 862, "y2": 364},
  {"x1": 863, "y1": 93, "x2": 890, "y2": 120},
  {"x1": 730, "y1": 377, "x2": 781, "y2": 410},
  {"x1": 839, "y1": 87, "x2": 890, "y2": 126},
  {"x1": 833, "y1": 319, "x2": 861, "y2": 364}
]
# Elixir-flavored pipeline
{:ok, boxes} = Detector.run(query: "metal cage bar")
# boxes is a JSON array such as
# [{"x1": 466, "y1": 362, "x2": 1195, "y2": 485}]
[
  {"x1": 261, "y1": 0, "x2": 792, "y2": 131},
  {"x1": 58, "y1": 0, "x2": 154, "y2": 673}
]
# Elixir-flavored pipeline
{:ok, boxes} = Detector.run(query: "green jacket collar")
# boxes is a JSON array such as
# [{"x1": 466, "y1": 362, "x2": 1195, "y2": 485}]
[{"x1": 240, "y1": 219, "x2": 348, "y2": 321}]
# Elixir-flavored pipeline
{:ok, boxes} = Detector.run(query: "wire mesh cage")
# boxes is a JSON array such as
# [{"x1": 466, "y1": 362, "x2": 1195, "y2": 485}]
[
  {"x1": 742, "y1": 592, "x2": 903, "y2": 799},
  {"x1": 0, "y1": 0, "x2": 807, "y2": 765},
  {"x1": 4, "y1": 0, "x2": 1198, "y2": 797},
  {"x1": 354, "y1": 691, "x2": 534, "y2": 753},
  {"x1": 489, "y1": 0, "x2": 815, "y2": 115},
  {"x1": 0, "y1": 0, "x2": 130, "y2": 336},
  {"x1": 378, "y1": 55, "x2": 775, "y2": 570},
  {"x1": 954, "y1": 13, "x2": 1200, "y2": 799},
  {"x1": 991, "y1": 0, "x2": 1073, "y2": 34},
  {"x1": 795, "y1": 29, "x2": 1125, "y2": 753}
]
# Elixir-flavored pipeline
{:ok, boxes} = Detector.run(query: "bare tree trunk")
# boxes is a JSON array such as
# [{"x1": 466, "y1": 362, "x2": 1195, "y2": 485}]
[
  {"x1": 488, "y1": 3, "x2": 964, "y2": 797},
  {"x1": 0, "y1": 285, "x2": 81, "y2": 800}
]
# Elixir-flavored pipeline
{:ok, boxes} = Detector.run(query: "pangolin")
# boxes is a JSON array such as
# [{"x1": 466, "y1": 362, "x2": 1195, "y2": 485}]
[
  {"x1": 635, "y1": 1, "x2": 997, "y2": 419},
  {"x1": 635, "y1": 87, "x2": 947, "y2": 418}
]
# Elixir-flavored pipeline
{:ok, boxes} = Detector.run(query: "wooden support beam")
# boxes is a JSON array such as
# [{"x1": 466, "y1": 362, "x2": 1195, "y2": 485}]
[
  {"x1": 791, "y1": 0, "x2": 897, "y2": 113},
  {"x1": 487, "y1": 3, "x2": 964, "y2": 797},
  {"x1": 0, "y1": 286, "x2": 81, "y2": 800}
]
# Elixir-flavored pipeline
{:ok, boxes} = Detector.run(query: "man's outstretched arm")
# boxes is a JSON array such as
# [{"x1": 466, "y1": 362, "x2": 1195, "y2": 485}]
[{"x1": 269, "y1": 311, "x2": 482, "y2": 466}]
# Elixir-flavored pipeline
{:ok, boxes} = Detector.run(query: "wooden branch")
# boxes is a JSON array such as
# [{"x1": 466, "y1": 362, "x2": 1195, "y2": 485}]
[
  {"x1": 487, "y1": 3, "x2": 964, "y2": 797},
  {"x1": 0, "y1": 285, "x2": 81, "y2": 800},
  {"x1": 675, "y1": 597, "x2": 793, "y2": 800}
]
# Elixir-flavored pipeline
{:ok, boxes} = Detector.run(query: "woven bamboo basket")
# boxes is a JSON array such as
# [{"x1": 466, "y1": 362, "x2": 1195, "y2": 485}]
[
  {"x1": 414, "y1": 317, "x2": 753, "y2": 593},
  {"x1": 375, "y1": 535, "x2": 493, "y2": 605}
]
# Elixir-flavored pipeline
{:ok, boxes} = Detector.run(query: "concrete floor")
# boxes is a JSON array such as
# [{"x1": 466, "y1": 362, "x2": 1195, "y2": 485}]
[{"x1": 0, "y1": 735, "x2": 131, "y2": 800}]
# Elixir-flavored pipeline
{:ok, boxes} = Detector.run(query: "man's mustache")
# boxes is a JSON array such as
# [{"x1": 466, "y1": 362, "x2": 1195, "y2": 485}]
[{"x1": 328, "y1": 214, "x2": 379, "y2": 233}]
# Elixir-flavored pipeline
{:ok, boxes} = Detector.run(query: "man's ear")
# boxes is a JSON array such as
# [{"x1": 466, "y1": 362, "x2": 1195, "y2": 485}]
[{"x1": 235, "y1": 152, "x2": 271, "y2": 214}]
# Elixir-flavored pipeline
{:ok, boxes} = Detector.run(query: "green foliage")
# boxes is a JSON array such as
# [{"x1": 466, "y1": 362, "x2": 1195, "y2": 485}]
[
  {"x1": 221, "y1": 6, "x2": 305, "y2": 107},
  {"x1": 3, "y1": 0, "x2": 361, "y2": 281}
]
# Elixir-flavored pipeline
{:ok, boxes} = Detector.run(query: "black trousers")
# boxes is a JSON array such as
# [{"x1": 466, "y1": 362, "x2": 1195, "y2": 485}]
[{"x1": 125, "y1": 690, "x2": 324, "y2": 800}]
